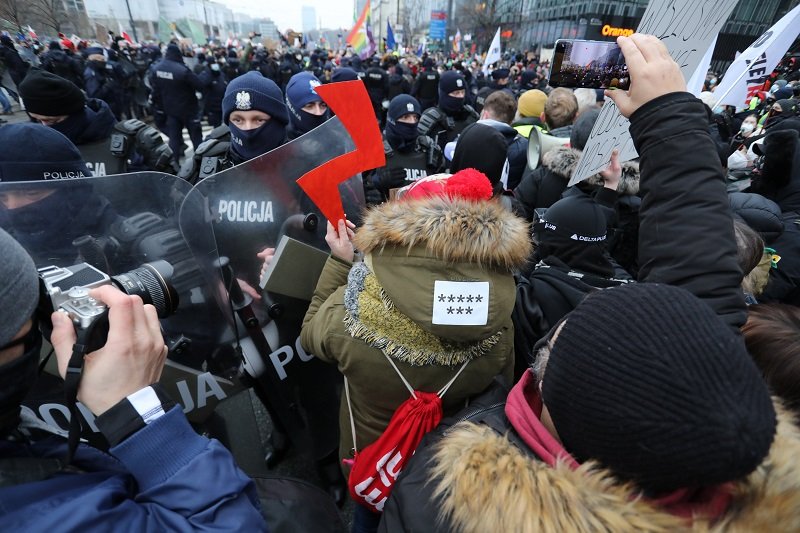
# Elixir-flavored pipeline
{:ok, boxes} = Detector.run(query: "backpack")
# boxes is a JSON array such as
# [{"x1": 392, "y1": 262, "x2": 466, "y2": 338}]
[{"x1": 343, "y1": 353, "x2": 469, "y2": 513}]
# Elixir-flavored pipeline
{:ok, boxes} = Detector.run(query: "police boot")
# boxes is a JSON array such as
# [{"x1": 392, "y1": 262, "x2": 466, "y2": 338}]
[{"x1": 315, "y1": 450, "x2": 347, "y2": 507}]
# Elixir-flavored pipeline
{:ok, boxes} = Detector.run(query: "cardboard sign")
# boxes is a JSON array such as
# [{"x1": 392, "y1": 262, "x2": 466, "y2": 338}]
[
  {"x1": 295, "y1": 81, "x2": 385, "y2": 224},
  {"x1": 569, "y1": 0, "x2": 739, "y2": 186}
]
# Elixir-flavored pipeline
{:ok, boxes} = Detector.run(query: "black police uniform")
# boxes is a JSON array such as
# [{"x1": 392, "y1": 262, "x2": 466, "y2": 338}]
[
  {"x1": 417, "y1": 104, "x2": 480, "y2": 156},
  {"x1": 412, "y1": 69, "x2": 439, "y2": 110},
  {"x1": 149, "y1": 47, "x2": 204, "y2": 161}
]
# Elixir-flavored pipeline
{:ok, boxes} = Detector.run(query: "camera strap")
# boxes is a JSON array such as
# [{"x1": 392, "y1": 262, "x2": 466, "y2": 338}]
[
  {"x1": 63, "y1": 339, "x2": 88, "y2": 464},
  {"x1": 63, "y1": 313, "x2": 108, "y2": 464}
]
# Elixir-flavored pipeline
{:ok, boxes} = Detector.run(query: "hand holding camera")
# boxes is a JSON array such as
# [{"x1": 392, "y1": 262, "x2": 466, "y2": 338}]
[{"x1": 51, "y1": 285, "x2": 168, "y2": 416}]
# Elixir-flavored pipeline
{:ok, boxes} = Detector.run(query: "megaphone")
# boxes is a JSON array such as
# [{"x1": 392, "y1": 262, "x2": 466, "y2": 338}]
[{"x1": 527, "y1": 128, "x2": 570, "y2": 170}]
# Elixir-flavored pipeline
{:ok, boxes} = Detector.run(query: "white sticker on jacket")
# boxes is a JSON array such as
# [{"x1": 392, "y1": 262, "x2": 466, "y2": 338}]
[{"x1": 432, "y1": 281, "x2": 489, "y2": 326}]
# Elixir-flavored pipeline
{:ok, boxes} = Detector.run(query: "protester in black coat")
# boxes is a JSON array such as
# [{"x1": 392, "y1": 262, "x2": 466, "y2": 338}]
[{"x1": 748, "y1": 129, "x2": 800, "y2": 214}]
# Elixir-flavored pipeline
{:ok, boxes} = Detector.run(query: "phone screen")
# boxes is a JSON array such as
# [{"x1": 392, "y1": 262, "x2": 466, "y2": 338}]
[{"x1": 549, "y1": 40, "x2": 630, "y2": 90}]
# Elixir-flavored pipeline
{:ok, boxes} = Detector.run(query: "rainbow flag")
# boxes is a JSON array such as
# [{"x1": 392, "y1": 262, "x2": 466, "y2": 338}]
[{"x1": 346, "y1": 0, "x2": 376, "y2": 59}]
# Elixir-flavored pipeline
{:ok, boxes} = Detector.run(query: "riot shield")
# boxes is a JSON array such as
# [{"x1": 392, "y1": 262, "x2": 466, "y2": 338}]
[
  {"x1": 0, "y1": 172, "x2": 245, "y2": 443},
  {"x1": 179, "y1": 116, "x2": 365, "y2": 458}
]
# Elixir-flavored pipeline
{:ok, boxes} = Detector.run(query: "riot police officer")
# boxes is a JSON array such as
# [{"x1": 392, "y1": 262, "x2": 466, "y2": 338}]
[
  {"x1": 285, "y1": 72, "x2": 330, "y2": 140},
  {"x1": 368, "y1": 95, "x2": 442, "y2": 201},
  {"x1": 417, "y1": 70, "x2": 479, "y2": 157},
  {"x1": 39, "y1": 40, "x2": 84, "y2": 89},
  {"x1": 149, "y1": 43, "x2": 204, "y2": 162},
  {"x1": 411, "y1": 57, "x2": 439, "y2": 110},
  {"x1": 178, "y1": 71, "x2": 289, "y2": 183},
  {"x1": 19, "y1": 69, "x2": 175, "y2": 175},
  {"x1": 364, "y1": 58, "x2": 389, "y2": 125}
]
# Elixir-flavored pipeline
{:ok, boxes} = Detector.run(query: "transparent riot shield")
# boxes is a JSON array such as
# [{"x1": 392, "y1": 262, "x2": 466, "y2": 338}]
[
  {"x1": 0, "y1": 172, "x2": 245, "y2": 444},
  {"x1": 179, "y1": 116, "x2": 365, "y2": 458}
]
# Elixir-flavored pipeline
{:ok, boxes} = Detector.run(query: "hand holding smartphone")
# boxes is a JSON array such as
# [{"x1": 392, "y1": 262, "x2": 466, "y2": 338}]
[{"x1": 549, "y1": 39, "x2": 630, "y2": 90}]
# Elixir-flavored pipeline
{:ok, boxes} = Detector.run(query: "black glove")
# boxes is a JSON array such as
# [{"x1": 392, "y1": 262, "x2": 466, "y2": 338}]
[
  {"x1": 377, "y1": 165, "x2": 407, "y2": 192},
  {"x1": 363, "y1": 179, "x2": 384, "y2": 206}
]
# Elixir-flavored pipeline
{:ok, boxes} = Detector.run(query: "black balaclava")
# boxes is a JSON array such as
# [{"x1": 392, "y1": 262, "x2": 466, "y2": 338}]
[
  {"x1": 229, "y1": 121, "x2": 287, "y2": 161},
  {"x1": 438, "y1": 71, "x2": 467, "y2": 115},
  {"x1": 385, "y1": 95, "x2": 421, "y2": 152}
]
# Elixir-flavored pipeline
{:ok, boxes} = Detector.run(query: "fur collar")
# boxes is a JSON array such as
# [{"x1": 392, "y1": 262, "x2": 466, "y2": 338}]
[
  {"x1": 543, "y1": 146, "x2": 641, "y2": 196},
  {"x1": 430, "y1": 404, "x2": 800, "y2": 532},
  {"x1": 354, "y1": 196, "x2": 531, "y2": 272}
]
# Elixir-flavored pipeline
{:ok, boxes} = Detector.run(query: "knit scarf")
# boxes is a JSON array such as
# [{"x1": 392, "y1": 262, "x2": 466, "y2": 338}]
[{"x1": 343, "y1": 261, "x2": 501, "y2": 367}]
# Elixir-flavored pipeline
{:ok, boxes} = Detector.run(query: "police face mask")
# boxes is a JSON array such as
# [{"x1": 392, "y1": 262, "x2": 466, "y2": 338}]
[
  {"x1": 438, "y1": 91, "x2": 464, "y2": 115},
  {"x1": 229, "y1": 120, "x2": 286, "y2": 161},
  {"x1": 0, "y1": 322, "x2": 41, "y2": 436},
  {"x1": 385, "y1": 120, "x2": 418, "y2": 152},
  {"x1": 290, "y1": 109, "x2": 329, "y2": 136},
  {"x1": 0, "y1": 190, "x2": 81, "y2": 262},
  {"x1": 49, "y1": 110, "x2": 90, "y2": 142}
]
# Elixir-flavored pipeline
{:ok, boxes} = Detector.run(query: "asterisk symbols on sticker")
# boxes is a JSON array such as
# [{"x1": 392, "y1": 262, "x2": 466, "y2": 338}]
[
  {"x1": 475, "y1": 295, "x2": 483, "y2": 302},
  {"x1": 466, "y1": 307, "x2": 473, "y2": 314},
  {"x1": 456, "y1": 307, "x2": 464, "y2": 314},
  {"x1": 457, "y1": 295, "x2": 465, "y2": 302},
  {"x1": 466, "y1": 295, "x2": 474, "y2": 303},
  {"x1": 438, "y1": 294, "x2": 446, "y2": 302},
  {"x1": 448, "y1": 295, "x2": 455, "y2": 302},
  {"x1": 447, "y1": 307, "x2": 454, "y2": 314}
]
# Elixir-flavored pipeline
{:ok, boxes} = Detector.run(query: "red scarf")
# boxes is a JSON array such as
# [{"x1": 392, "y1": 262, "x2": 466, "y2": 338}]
[{"x1": 504, "y1": 370, "x2": 733, "y2": 523}]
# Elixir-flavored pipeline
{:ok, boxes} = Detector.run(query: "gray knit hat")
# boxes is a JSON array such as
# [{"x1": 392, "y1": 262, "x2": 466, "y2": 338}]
[
  {"x1": 0, "y1": 228, "x2": 39, "y2": 346},
  {"x1": 542, "y1": 283, "x2": 776, "y2": 494}
]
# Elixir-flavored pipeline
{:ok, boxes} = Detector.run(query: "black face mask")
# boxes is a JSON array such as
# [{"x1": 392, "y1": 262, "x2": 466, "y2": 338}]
[
  {"x1": 0, "y1": 325, "x2": 41, "y2": 436},
  {"x1": 290, "y1": 108, "x2": 329, "y2": 135},
  {"x1": 50, "y1": 109, "x2": 90, "y2": 142},
  {"x1": 229, "y1": 120, "x2": 287, "y2": 161},
  {"x1": 385, "y1": 121, "x2": 418, "y2": 152},
  {"x1": 439, "y1": 93, "x2": 464, "y2": 115}
]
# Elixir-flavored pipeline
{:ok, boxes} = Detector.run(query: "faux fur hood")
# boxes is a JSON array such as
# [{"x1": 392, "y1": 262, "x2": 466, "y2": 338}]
[
  {"x1": 543, "y1": 146, "x2": 641, "y2": 196},
  {"x1": 430, "y1": 404, "x2": 800, "y2": 533},
  {"x1": 354, "y1": 196, "x2": 532, "y2": 272}
]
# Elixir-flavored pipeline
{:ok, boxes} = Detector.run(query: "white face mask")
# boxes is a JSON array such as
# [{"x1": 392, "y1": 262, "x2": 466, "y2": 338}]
[
  {"x1": 741, "y1": 122, "x2": 756, "y2": 134},
  {"x1": 728, "y1": 149, "x2": 749, "y2": 170}
]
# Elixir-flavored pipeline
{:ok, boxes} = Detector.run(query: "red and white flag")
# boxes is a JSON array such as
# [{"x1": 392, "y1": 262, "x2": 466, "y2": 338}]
[
  {"x1": 27, "y1": 25, "x2": 37, "y2": 40},
  {"x1": 118, "y1": 22, "x2": 133, "y2": 43}
]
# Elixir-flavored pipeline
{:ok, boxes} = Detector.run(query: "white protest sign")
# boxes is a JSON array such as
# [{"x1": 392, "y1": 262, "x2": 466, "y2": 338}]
[
  {"x1": 712, "y1": 3, "x2": 800, "y2": 108},
  {"x1": 569, "y1": 0, "x2": 739, "y2": 186}
]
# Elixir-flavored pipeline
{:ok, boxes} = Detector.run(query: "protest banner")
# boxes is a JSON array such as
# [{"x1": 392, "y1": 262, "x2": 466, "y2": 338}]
[
  {"x1": 712, "y1": 3, "x2": 800, "y2": 108},
  {"x1": 569, "y1": 0, "x2": 739, "y2": 186}
]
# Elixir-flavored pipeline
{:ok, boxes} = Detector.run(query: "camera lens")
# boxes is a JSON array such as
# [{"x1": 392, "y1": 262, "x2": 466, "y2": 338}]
[{"x1": 111, "y1": 260, "x2": 179, "y2": 317}]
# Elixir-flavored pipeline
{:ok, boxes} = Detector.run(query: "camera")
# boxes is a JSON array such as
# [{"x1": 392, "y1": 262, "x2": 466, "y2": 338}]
[{"x1": 37, "y1": 261, "x2": 178, "y2": 352}]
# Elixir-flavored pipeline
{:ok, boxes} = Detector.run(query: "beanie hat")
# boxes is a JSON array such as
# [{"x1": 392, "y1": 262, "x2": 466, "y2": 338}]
[
  {"x1": 84, "y1": 44, "x2": 104, "y2": 57},
  {"x1": 542, "y1": 283, "x2": 777, "y2": 494},
  {"x1": 165, "y1": 43, "x2": 183, "y2": 62},
  {"x1": 222, "y1": 71, "x2": 289, "y2": 126},
  {"x1": 48, "y1": 40, "x2": 60, "y2": 51},
  {"x1": 537, "y1": 193, "x2": 606, "y2": 243},
  {"x1": 0, "y1": 124, "x2": 92, "y2": 182},
  {"x1": 286, "y1": 72, "x2": 323, "y2": 110},
  {"x1": 491, "y1": 68, "x2": 510, "y2": 80},
  {"x1": 520, "y1": 69, "x2": 537, "y2": 88},
  {"x1": 570, "y1": 108, "x2": 600, "y2": 151},
  {"x1": 19, "y1": 69, "x2": 86, "y2": 117},
  {"x1": 331, "y1": 67, "x2": 359, "y2": 83},
  {"x1": 439, "y1": 70, "x2": 466, "y2": 95},
  {"x1": 400, "y1": 168, "x2": 493, "y2": 201},
  {"x1": 518, "y1": 89, "x2": 547, "y2": 118},
  {"x1": 0, "y1": 229, "x2": 38, "y2": 347},
  {"x1": 387, "y1": 94, "x2": 421, "y2": 125},
  {"x1": 450, "y1": 123, "x2": 508, "y2": 187}
]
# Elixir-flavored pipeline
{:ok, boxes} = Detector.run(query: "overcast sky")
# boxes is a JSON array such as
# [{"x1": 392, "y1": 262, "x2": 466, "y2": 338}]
[{"x1": 223, "y1": 0, "x2": 356, "y2": 32}]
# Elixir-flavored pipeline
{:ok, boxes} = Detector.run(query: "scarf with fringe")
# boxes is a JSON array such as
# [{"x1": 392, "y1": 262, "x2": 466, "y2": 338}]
[{"x1": 343, "y1": 262, "x2": 502, "y2": 366}]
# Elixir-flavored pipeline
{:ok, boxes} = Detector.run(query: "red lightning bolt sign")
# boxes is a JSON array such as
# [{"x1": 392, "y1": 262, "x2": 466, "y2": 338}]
[{"x1": 295, "y1": 80, "x2": 386, "y2": 224}]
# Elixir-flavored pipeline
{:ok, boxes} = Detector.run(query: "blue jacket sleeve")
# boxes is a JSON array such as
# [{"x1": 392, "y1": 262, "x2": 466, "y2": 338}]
[{"x1": 110, "y1": 406, "x2": 267, "y2": 531}]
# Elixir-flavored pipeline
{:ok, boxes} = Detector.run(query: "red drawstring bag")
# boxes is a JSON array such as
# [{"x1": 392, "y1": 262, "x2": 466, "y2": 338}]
[{"x1": 343, "y1": 354, "x2": 469, "y2": 513}]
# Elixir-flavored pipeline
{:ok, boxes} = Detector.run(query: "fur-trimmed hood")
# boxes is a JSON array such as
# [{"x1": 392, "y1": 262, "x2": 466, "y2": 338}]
[
  {"x1": 429, "y1": 405, "x2": 800, "y2": 532},
  {"x1": 352, "y1": 196, "x2": 532, "y2": 345},
  {"x1": 543, "y1": 146, "x2": 641, "y2": 196},
  {"x1": 354, "y1": 195, "x2": 532, "y2": 272}
]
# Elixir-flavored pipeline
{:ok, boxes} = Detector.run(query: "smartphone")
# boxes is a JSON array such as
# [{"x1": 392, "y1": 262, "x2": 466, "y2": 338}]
[{"x1": 549, "y1": 39, "x2": 630, "y2": 90}]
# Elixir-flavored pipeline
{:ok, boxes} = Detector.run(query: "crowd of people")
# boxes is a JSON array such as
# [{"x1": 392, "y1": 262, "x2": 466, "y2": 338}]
[{"x1": 1, "y1": 25, "x2": 800, "y2": 532}]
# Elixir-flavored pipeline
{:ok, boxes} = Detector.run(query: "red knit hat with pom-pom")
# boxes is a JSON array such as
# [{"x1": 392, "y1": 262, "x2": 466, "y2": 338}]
[{"x1": 401, "y1": 168, "x2": 493, "y2": 201}]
